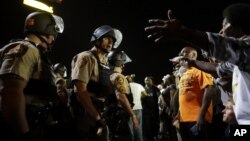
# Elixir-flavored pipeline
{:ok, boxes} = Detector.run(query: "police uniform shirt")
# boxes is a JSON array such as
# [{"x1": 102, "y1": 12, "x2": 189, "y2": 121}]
[
  {"x1": 0, "y1": 41, "x2": 41, "y2": 81},
  {"x1": 71, "y1": 50, "x2": 100, "y2": 84}
]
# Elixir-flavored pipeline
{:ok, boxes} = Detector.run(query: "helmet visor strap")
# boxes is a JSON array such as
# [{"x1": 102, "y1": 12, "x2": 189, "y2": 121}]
[{"x1": 35, "y1": 34, "x2": 54, "y2": 52}]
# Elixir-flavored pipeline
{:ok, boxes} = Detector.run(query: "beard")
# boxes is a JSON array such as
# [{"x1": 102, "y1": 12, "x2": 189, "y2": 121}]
[{"x1": 98, "y1": 45, "x2": 112, "y2": 53}]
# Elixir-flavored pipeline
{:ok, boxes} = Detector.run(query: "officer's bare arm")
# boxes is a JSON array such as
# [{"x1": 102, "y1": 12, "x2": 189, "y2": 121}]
[
  {"x1": 73, "y1": 80, "x2": 101, "y2": 120},
  {"x1": 0, "y1": 75, "x2": 29, "y2": 134}
]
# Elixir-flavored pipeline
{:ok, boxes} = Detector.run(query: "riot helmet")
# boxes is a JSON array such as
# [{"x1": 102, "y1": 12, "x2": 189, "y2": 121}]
[
  {"x1": 53, "y1": 63, "x2": 67, "y2": 77},
  {"x1": 24, "y1": 11, "x2": 64, "y2": 37},
  {"x1": 107, "y1": 50, "x2": 132, "y2": 67},
  {"x1": 90, "y1": 25, "x2": 122, "y2": 48}
]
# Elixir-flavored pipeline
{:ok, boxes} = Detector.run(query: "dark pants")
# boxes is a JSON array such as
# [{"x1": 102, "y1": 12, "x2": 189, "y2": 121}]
[
  {"x1": 160, "y1": 114, "x2": 177, "y2": 141},
  {"x1": 143, "y1": 112, "x2": 159, "y2": 141},
  {"x1": 106, "y1": 106, "x2": 133, "y2": 141},
  {"x1": 209, "y1": 111, "x2": 228, "y2": 141},
  {"x1": 72, "y1": 110, "x2": 109, "y2": 141},
  {"x1": 179, "y1": 122, "x2": 211, "y2": 141},
  {"x1": 70, "y1": 98, "x2": 109, "y2": 141}
]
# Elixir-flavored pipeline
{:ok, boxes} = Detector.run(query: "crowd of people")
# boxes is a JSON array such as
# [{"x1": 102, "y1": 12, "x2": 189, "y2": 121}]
[{"x1": 0, "y1": 2, "x2": 250, "y2": 141}]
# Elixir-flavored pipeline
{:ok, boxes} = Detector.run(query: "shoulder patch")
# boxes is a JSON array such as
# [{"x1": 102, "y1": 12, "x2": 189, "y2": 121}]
[
  {"x1": 117, "y1": 85, "x2": 126, "y2": 94},
  {"x1": 6, "y1": 44, "x2": 28, "y2": 57},
  {"x1": 114, "y1": 74, "x2": 127, "y2": 94},
  {"x1": 115, "y1": 74, "x2": 125, "y2": 85},
  {"x1": 77, "y1": 56, "x2": 90, "y2": 68}
]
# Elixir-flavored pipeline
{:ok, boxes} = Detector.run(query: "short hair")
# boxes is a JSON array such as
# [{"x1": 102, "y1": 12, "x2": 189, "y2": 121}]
[
  {"x1": 223, "y1": 3, "x2": 250, "y2": 34},
  {"x1": 181, "y1": 46, "x2": 197, "y2": 60},
  {"x1": 145, "y1": 76, "x2": 154, "y2": 83},
  {"x1": 126, "y1": 74, "x2": 135, "y2": 82}
]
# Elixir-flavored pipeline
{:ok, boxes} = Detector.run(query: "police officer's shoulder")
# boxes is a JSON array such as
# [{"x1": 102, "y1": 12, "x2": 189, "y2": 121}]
[
  {"x1": 1, "y1": 40, "x2": 39, "y2": 58},
  {"x1": 76, "y1": 51, "x2": 96, "y2": 60},
  {"x1": 21, "y1": 40, "x2": 40, "y2": 57},
  {"x1": 72, "y1": 51, "x2": 97, "y2": 66}
]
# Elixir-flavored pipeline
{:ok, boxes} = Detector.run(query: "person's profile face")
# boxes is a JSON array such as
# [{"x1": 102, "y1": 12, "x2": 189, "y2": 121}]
[
  {"x1": 97, "y1": 36, "x2": 114, "y2": 53},
  {"x1": 222, "y1": 101, "x2": 235, "y2": 123},
  {"x1": 219, "y1": 18, "x2": 241, "y2": 38},
  {"x1": 180, "y1": 47, "x2": 196, "y2": 60}
]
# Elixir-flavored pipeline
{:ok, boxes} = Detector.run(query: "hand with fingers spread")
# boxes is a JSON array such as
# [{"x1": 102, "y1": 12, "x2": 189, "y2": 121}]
[
  {"x1": 145, "y1": 9, "x2": 209, "y2": 49},
  {"x1": 144, "y1": 9, "x2": 183, "y2": 42},
  {"x1": 144, "y1": 3, "x2": 250, "y2": 127}
]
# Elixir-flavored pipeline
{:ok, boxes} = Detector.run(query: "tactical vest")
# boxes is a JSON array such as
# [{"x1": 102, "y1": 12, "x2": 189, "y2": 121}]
[
  {"x1": 0, "y1": 40, "x2": 57, "y2": 127},
  {"x1": 69, "y1": 51, "x2": 116, "y2": 115},
  {"x1": 87, "y1": 51, "x2": 116, "y2": 99},
  {"x1": 70, "y1": 50, "x2": 134, "y2": 116},
  {"x1": 23, "y1": 42, "x2": 57, "y2": 102},
  {"x1": 0, "y1": 40, "x2": 56, "y2": 101},
  {"x1": 90, "y1": 51, "x2": 134, "y2": 108}
]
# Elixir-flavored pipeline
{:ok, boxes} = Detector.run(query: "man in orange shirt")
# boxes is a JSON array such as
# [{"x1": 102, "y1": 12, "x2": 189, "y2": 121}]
[{"x1": 172, "y1": 47, "x2": 214, "y2": 141}]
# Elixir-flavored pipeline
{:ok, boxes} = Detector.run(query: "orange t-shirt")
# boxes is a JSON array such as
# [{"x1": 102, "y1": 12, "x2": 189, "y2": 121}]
[{"x1": 178, "y1": 67, "x2": 213, "y2": 123}]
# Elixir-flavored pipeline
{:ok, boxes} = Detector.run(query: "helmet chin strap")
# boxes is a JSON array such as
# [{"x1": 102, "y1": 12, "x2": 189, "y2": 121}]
[{"x1": 34, "y1": 33, "x2": 54, "y2": 52}]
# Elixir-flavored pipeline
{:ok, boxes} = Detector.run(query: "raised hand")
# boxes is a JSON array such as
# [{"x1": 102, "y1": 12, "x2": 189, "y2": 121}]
[{"x1": 144, "y1": 9, "x2": 182, "y2": 42}]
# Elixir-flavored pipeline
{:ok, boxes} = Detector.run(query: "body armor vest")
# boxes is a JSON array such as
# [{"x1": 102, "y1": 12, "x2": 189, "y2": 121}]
[
  {"x1": 69, "y1": 51, "x2": 116, "y2": 115},
  {"x1": 89, "y1": 51, "x2": 134, "y2": 108},
  {"x1": 87, "y1": 51, "x2": 115, "y2": 98},
  {"x1": 23, "y1": 42, "x2": 57, "y2": 102},
  {"x1": 70, "y1": 50, "x2": 133, "y2": 116}
]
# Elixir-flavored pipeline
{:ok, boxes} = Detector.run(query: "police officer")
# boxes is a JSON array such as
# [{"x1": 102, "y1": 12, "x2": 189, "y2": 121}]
[
  {"x1": 107, "y1": 50, "x2": 139, "y2": 141},
  {"x1": 53, "y1": 63, "x2": 70, "y2": 104},
  {"x1": 53, "y1": 63, "x2": 68, "y2": 78},
  {"x1": 51, "y1": 63, "x2": 74, "y2": 141},
  {"x1": 0, "y1": 11, "x2": 64, "y2": 141},
  {"x1": 70, "y1": 25, "x2": 138, "y2": 141}
]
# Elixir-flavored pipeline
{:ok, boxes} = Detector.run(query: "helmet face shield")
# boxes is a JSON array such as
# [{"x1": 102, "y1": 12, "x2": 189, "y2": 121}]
[
  {"x1": 107, "y1": 50, "x2": 132, "y2": 67},
  {"x1": 119, "y1": 51, "x2": 132, "y2": 64},
  {"x1": 24, "y1": 12, "x2": 64, "y2": 37},
  {"x1": 52, "y1": 14, "x2": 64, "y2": 34},
  {"x1": 113, "y1": 29, "x2": 122, "y2": 48},
  {"x1": 53, "y1": 63, "x2": 67, "y2": 77}
]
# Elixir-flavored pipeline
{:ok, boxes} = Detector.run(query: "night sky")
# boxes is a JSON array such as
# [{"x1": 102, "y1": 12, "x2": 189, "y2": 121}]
[{"x1": 1, "y1": 0, "x2": 250, "y2": 84}]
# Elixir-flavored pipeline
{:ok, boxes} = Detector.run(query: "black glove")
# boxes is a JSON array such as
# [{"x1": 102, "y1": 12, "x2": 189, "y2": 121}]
[
  {"x1": 96, "y1": 118, "x2": 108, "y2": 137},
  {"x1": 96, "y1": 118, "x2": 106, "y2": 128}
]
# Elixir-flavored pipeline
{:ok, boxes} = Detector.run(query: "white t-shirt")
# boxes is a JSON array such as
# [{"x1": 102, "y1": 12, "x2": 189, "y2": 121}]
[
  {"x1": 129, "y1": 82, "x2": 145, "y2": 110},
  {"x1": 232, "y1": 66, "x2": 250, "y2": 125},
  {"x1": 207, "y1": 32, "x2": 250, "y2": 124}
]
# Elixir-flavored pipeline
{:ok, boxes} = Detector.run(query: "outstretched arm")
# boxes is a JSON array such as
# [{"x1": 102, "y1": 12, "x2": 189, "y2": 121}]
[
  {"x1": 170, "y1": 56, "x2": 218, "y2": 77},
  {"x1": 145, "y1": 9, "x2": 210, "y2": 51},
  {"x1": 191, "y1": 60, "x2": 218, "y2": 77}
]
